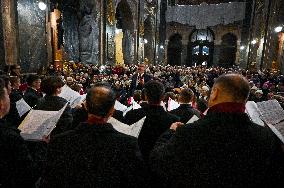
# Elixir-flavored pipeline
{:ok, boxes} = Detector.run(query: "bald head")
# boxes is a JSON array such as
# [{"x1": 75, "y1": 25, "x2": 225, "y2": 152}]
[
  {"x1": 209, "y1": 74, "x2": 250, "y2": 107},
  {"x1": 86, "y1": 84, "x2": 116, "y2": 117}
]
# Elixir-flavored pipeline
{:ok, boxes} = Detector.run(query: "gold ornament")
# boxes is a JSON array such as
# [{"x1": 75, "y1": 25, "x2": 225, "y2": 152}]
[{"x1": 107, "y1": 0, "x2": 115, "y2": 25}]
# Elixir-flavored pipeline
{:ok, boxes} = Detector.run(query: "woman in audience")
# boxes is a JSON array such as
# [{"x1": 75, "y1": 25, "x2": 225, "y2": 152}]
[
  {"x1": 35, "y1": 76, "x2": 73, "y2": 138},
  {"x1": 23, "y1": 74, "x2": 43, "y2": 107}
]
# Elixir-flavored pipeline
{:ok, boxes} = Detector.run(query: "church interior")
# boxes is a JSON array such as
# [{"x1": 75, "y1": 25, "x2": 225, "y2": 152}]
[{"x1": 1, "y1": 0, "x2": 284, "y2": 73}]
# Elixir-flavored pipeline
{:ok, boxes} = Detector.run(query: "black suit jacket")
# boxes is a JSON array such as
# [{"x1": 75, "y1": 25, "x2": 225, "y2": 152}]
[
  {"x1": 150, "y1": 111, "x2": 284, "y2": 187},
  {"x1": 124, "y1": 105, "x2": 180, "y2": 160},
  {"x1": 170, "y1": 104, "x2": 201, "y2": 124},
  {"x1": 129, "y1": 73, "x2": 151, "y2": 96},
  {"x1": 5, "y1": 89, "x2": 24, "y2": 128},
  {"x1": 0, "y1": 119, "x2": 36, "y2": 187},
  {"x1": 40, "y1": 123, "x2": 148, "y2": 188},
  {"x1": 23, "y1": 87, "x2": 43, "y2": 108}
]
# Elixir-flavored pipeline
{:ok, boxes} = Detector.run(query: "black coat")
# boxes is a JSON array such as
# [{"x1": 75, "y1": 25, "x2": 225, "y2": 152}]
[
  {"x1": 170, "y1": 104, "x2": 201, "y2": 124},
  {"x1": 124, "y1": 105, "x2": 180, "y2": 160},
  {"x1": 5, "y1": 89, "x2": 24, "y2": 128},
  {"x1": 0, "y1": 119, "x2": 36, "y2": 187},
  {"x1": 150, "y1": 111, "x2": 284, "y2": 188},
  {"x1": 23, "y1": 87, "x2": 43, "y2": 108},
  {"x1": 40, "y1": 122, "x2": 148, "y2": 188},
  {"x1": 35, "y1": 95, "x2": 73, "y2": 137}
]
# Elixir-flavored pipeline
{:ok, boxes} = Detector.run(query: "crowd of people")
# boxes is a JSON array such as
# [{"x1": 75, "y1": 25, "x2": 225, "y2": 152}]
[{"x1": 0, "y1": 62, "x2": 283, "y2": 187}]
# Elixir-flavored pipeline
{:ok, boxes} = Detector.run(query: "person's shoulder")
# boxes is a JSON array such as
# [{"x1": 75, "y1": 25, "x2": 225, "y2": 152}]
[{"x1": 0, "y1": 125, "x2": 24, "y2": 144}]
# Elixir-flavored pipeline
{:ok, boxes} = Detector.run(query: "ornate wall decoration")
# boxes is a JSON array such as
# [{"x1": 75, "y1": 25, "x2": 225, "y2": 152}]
[
  {"x1": 107, "y1": 0, "x2": 115, "y2": 25},
  {"x1": 139, "y1": 21, "x2": 144, "y2": 37}
]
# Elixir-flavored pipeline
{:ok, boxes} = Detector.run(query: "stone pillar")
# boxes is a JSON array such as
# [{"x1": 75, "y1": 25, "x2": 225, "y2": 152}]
[{"x1": 1, "y1": 0, "x2": 18, "y2": 66}]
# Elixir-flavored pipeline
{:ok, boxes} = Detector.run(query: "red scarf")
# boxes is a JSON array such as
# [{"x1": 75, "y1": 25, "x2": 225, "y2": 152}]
[{"x1": 208, "y1": 102, "x2": 246, "y2": 114}]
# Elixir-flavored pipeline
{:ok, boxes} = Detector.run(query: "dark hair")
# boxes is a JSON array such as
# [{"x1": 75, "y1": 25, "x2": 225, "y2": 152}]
[
  {"x1": 141, "y1": 88, "x2": 146, "y2": 101},
  {"x1": 179, "y1": 88, "x2": 194, "y2": 103},
  {"x1": 133, "y1": 90, "x2": 142, "y2": 102},
  {"x1": 164, "y1": 92, "x2": 176, "y2": 102},
  {"x1": 0, "y1": 78, "x2": 6, "y2": 99},
  {"x1": 41, "y1": 76, "x2": 65, "y2": 95},
  {"x1": 26, "y1": 74, "x2": 41, "y2": 86},
  {"x1": 0, "y1": 75, "x2": 10, "y2": 89},
  {"x1": 9, "y1": 76, "x2": 20, "y2": 87},
  {"x1": 86, "y1": 83, "x2": 116, "y2": 117},
  {"x1": 144, "y1": 80, "x2": 165, "y2": 104},
  {"x1": 214, "y1": 73, "x2": 250, "y2": 102}
]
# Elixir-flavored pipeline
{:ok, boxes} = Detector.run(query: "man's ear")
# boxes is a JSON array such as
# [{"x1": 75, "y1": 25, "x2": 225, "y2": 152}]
[{"x1": 107, "y1": 106, "x2": 115, "y2": 118}]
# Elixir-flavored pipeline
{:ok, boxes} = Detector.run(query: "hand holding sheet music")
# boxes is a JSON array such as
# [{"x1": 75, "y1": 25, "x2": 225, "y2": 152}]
[{"x1": 18, "y1": 103, "x2": 68, "y2": 141}]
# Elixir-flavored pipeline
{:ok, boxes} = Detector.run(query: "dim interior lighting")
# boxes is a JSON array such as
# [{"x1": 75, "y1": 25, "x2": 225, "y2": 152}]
[
  {"x1": 274, "y1": 26, "x2": 283, "y2": 33},
  {"x1": 240, "y1": 46, "x2": 245, "y2": 50},
  {"x1": 144, "y1": 39, "x2": 148, "y2": 44},
  {"x1": 251, "y1": 39, "x2": 257, "y2": 45},
  {"x1": 38, "y1": 1, "x2": 47, "y2": 10}
]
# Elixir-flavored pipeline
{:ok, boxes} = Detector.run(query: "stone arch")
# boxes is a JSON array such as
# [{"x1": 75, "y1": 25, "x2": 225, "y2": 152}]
[
  {"x1": 167, "y1": 33, "x2": 183, "y2": 66},
  {"x1": 219, "y1": 33, "x2": 238, "y2": 67},
  {"x1": 187, "y1": 28, "x2": 215, "y2": 67}
]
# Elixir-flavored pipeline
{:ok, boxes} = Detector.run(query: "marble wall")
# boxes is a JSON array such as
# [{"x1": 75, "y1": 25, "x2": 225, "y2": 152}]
[
  {"x1": 0, "y1": 2, "x2": 5, "y2": 69},
  {"x1": 17, "y1": 0, "x2": 47, "y2": 73}
]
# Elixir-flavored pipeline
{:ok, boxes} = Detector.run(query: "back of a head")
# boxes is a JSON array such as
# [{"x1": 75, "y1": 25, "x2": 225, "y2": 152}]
[
  {"x1": 0, "y1": 78, "x2": 6, "y2": 99},
  {"x1": 86, "y1": 83, "x2": 116, "y2": 117},
  {"x1": 133, "y1": 90, "x2": 142, "y2": 102},
  {"x1": 41, "y1": 76, "x2": 65, "y2": 95},
  {"x1": 27, "y1": 74, "x2": 40, "y2": 86},
  {"x1": 179, "y1": 88, "x2": 194, "y2": 104},
  {"x1": 214, "y1": 73, "x2": 250, "y2": 102},
  {"x1": 144, "y1": 80, "x2": 165, "y2": 104}
]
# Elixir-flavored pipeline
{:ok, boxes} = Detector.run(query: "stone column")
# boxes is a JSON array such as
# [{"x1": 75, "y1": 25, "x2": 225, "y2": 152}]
[{"x1": 1, "y1": 0, "x2": 18, "y2": 66}]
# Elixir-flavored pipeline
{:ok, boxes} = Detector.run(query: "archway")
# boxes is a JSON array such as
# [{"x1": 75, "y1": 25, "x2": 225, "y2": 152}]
[
  {"x1": 187, "y1": 28, "x2": 214, "y2": 67},
  {"x1": 116, "y1": 0, "x2": 134, "y2": 65},
  {"x1": 219, "y1": 33, "x2": 237, "y2": 67},
  {"x1": 167, "y1": 33, "x2": 182, "y2": 66}
]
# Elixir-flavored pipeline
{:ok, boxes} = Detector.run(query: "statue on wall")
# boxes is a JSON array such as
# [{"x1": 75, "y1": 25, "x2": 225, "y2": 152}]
[{"x1": 78, "y1": 0, "x2": 99, "y2": 64}]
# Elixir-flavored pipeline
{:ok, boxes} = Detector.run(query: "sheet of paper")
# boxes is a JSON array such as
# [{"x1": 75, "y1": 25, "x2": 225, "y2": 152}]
[
  {"x1": 108, "y1": 117, "x2": 146, "y2": 138},
  {"x1": 19, "y1": 103, "x2": 67, "y2": 140},
  {"x1": 114, "y1": 100, "x2": 128, "y2": 112},
  {"x1": 132, "y1": 101, "x2": 141, "y2": 110},
  {"x1": 187, "y1": 115, "x2": 199, "y2": 124},
  {"x1": 16, "y1": 98, "x2": 31, "y2": 117},
  {"x1": 257, "y1": 100, "x2": 284, "y2": 125},
  {"x1": 245, "y1": 101, "x2": 265, "y2": 126},
  {"x1": 267, "y1": 122, "x2": 284, "y2": 144},
  {"x1": 59, "y1": 85, "x2": 81, "y2": 107},
  {"x1": 168, "y1": 98, "x2": 180, "y2": 111},
  {"x1": 123, "y1": 106, "x2": 133, "y2": 117}
]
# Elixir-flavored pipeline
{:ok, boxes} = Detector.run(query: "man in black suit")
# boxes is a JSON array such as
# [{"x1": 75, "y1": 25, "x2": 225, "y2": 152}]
[
  {"x1": 129, "y1": 63, "x2": 151, "y2": 96},
  {"x1": 170, "y1": 88, "x2": 201, "y2": 124},
  {"x1": 23, "y1": 74, "x2": 43, "y2": 108},
  {"x1": 0, "y1": 78, "x2": 36, "y2": 187},
  {"x1": 40, "y1": 83, "x2": 148, "y2": 188},
  {"x1": 150, "y1": 74, "x2": 284, "y2": 187},
  {"x1": 124, "y1": 80, "x2": 180, "y2": 160}
]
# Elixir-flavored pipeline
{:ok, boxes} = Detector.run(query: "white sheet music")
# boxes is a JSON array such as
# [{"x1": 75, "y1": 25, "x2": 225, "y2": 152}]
[
  {"x1": 267, "y1": 122, "x2": 284, "y2": 143},
  {"x1": 19, "y1": 103, "x2": 67, "y2": 141},
  {"x1": 16, "y1": 98, "x2": 31, "y2": 117},
  {"x1": 245, "y1": 101, "x2": 265, "y2": 126},
  {"x1": 257, "y1": 100, "x2": 284, "y2": 125},
  {"x1": 114, "y1": 100, "x2": 128, "y2": 112},
  {"x1": 187, "y1": 115, "x2": 199, "y2": 124},
  {"x1": 168, "y1": 98, "x2": 180, "y2": 111},
  {"x1": 108, "y1": 117, "x2": 146, "y2": 138},
  {"x1": 59, "y1": 85, "x2": 82, "y2": 108}
]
